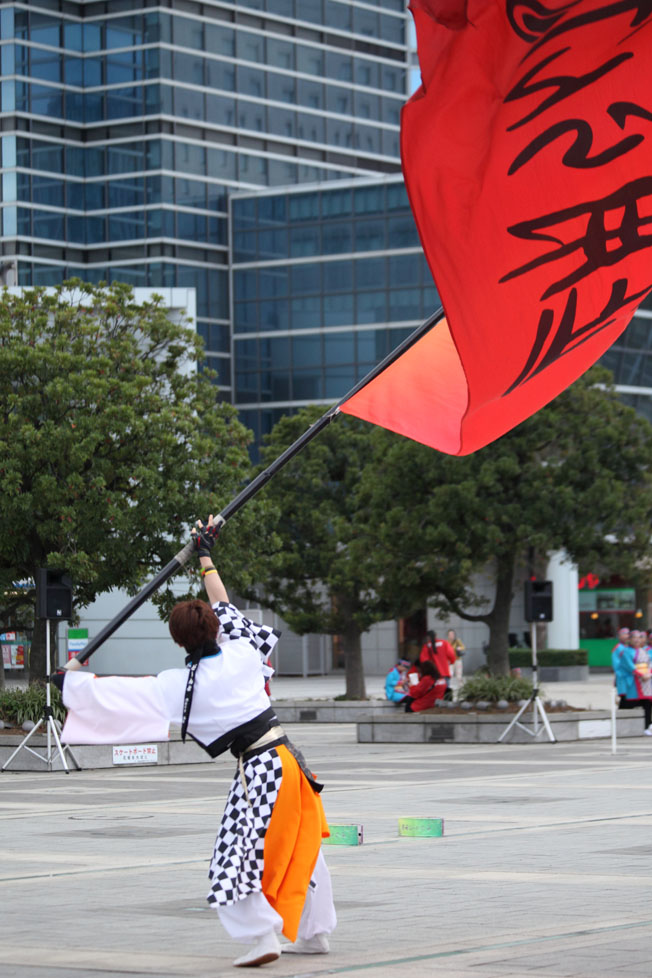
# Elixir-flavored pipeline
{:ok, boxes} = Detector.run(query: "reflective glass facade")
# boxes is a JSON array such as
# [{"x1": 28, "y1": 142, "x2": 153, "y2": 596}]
[
  {"x1": 231, "y1": 176, "x2": 439, "y2": 445},
  {"x1": 0, "y1": 0, "x2": 407, "y2": 394},
  {"x1": 598, "y1": 299, "x2": 652, "y2": 426},
  {"x1": 232, "y1": 173, "x2": 652, "y2": 446}
]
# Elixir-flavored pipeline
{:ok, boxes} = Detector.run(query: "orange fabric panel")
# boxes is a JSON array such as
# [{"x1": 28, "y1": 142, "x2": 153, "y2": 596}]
[
  {"x1": 340, "y1": 316, "x2": 468, "y2": 455},
  {"x1": 261, "y1": 744, "x2": 330, "y2": 941}
]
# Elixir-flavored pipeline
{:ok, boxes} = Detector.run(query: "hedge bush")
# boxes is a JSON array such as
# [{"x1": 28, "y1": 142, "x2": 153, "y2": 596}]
[
  {"x1": 509, "y1": 648, "x2": 588, "y2": 667},
  {"x1": 459, "y1": 674, "x2": 534, "y2": 703},
  {"x1": 0, "y1": 684, "x2": 66, "y2": 726}
]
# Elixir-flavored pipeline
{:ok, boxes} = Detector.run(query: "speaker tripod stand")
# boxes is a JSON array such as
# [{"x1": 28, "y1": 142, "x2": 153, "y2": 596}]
[
  {"x1": 497, "y1": 621, "x2": 556, "y2": 744},
  {"x1": 2, "y1": 622, "x2": 80, "y2": 773}
]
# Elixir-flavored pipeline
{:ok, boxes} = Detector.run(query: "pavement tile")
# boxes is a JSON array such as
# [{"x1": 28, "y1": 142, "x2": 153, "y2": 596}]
[{"x1": 2, "y1": 717, "x2": 652, "y2": 977}]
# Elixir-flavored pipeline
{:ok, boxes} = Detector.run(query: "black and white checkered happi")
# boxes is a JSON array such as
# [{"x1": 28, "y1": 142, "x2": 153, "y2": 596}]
[
  {"x1": 214, "y1": 602, "x2": 281, "y2": 662},
  {"x1": 207, "y1": 748, "x2": 283, "y2": 907}
]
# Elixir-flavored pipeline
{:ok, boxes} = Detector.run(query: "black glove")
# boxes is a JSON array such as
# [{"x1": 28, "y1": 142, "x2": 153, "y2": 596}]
[
  {"x1": 191, "y1": 519, "x2": 220, "y2": 558},
  {"x1": 50, "y1": 670, "x2": 66, "y2": 692}
]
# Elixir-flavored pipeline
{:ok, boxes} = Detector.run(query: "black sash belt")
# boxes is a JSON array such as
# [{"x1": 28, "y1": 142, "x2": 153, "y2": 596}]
[
  {"x1": 194, "y1": 706, "x2": 278, "y2": 758},
  {"x1": 192, "y1": 706, "x2": 323, "y2": 794}
]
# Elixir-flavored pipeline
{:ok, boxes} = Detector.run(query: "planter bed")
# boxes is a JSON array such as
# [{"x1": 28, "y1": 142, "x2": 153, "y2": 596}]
[
  {"x1": 272, "y1": 699, "x2": 578, "y2": 724},
  {"x1": 272, "y1": 699, "x2": 398, "y2": 723},
  {"x1": 357, "y1": 708, "x2": 642, "y2": 744},
  {"x1": 1, "y1": 703, "x2": 640, "y2": 770}
]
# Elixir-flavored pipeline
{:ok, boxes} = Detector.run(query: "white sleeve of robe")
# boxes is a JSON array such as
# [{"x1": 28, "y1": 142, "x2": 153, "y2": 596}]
[
  {"x1": 61, "y1": 672, "x2": 174, "y2": 745},
  {"x1": 60, "y1": 603, "x2": 281, "y2": 746}
]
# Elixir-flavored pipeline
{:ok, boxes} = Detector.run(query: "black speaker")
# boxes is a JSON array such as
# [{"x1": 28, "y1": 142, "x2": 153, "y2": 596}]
[
  {"x1": 36, "y1": 569, "x2": 73, "y2": 620},
  {"x1": 524, "y1": 580, "x2": 553, "y2": 622}
]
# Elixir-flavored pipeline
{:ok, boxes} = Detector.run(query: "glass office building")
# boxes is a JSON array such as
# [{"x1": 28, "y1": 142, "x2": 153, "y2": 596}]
[
  {"x1": 3, "y1": 0, "x2": 652, "y2": 427},
  {"x1": 231, "y1": 174, "x2": 439, "y2": 444},
  {"x1": 0, "y1": 0, "x2": 408, "y2": 395},
  {"x1": 231, "y1": 174, "x2": 652, "y2": 446},
  {"x1": 599, "y1": 297, "x2": 652, "y2": 425}
]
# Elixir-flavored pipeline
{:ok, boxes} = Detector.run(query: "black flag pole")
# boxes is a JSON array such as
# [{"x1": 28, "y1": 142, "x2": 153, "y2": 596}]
[{"x1": 71, "y1": 305, "x2": 445, "y2": 665}]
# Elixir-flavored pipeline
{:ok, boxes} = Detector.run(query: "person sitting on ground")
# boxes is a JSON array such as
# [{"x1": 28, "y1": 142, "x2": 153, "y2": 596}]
[
  {"x1": 613, "y1": 628, "x2": 652, "y2": 735},
  {"x1": 384, "y1": 658, "x2": 411, "y2": 705},
  {"x1": 403, "y1": 660, "x2": 448, "y2": 713}
]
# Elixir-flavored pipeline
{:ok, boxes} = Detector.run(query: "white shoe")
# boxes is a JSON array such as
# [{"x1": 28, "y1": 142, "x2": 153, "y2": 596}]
[
  {"x1": 644, "y1": 725, "x2": 652, "y2": 736},
  {"x1": 281, "y1": 933, "x2": 330, "y2": 954},
  {"x1": 233, "y1": 931, "x2": 281, "y2": 967}
]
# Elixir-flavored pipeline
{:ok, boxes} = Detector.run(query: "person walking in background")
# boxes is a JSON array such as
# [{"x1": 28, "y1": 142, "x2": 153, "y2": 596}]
[
  {"x1": 447, "y1": 629, "x2": 466, "y2": 691},
  {"x1": 384, "y1": 658, "x2": 411, "y2": 705},
  {"x1": 611, "y1": 626, "x2": 631, "y2": 700},
  {"x1": 420, "y1": 630, "x2": 456, "y2": 694},
  {"x1": 613, "y1": 628, "x2": 652, "y2": 735},
  {"x1": 631, "y1": 630, "x2": 652, "y2": 706},
  {"x1": 611, "y1": 626, "x2": 631, "y2": 663}
]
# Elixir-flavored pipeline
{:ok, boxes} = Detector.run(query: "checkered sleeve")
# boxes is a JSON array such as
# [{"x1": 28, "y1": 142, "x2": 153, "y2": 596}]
[{"x1": 213, "y1": 601, "x2": 281, "y2": 675}]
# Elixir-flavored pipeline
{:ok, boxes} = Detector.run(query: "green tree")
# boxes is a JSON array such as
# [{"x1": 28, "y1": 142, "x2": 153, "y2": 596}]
[
  {"x1": 0, "y1": 280, "x2": 260, "y2": 680},
  {"x1": 364, "y1": 367, "x2": 652, "y2": 674},
  {"x1": 252, "y1": 408, "x2": 408, "y2": 700}
]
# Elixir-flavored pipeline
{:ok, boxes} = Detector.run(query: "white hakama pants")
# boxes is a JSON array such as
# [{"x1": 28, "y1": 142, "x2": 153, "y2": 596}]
[{"x1": 217, "y1": 850, "x2": 337, "y2": 944}]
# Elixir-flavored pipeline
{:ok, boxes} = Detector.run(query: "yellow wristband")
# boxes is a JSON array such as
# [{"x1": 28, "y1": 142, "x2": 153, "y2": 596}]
[{"x1": 202, "y1": 569, "x2": 218, "y2": 577}]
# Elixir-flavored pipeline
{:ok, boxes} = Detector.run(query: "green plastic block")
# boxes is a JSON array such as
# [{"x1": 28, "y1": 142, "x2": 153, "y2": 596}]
[
  {"x1": 322, "y1": 824, "x2": 363, "y2": 846},
  {"x1": 398, "y1": 817, "x2": 444, "y2": 837}
]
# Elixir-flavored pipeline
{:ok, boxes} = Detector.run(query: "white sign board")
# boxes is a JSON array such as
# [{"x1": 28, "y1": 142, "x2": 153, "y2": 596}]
[{"x1": 112, "y1": 745, "x2": 158, "y2": 765}]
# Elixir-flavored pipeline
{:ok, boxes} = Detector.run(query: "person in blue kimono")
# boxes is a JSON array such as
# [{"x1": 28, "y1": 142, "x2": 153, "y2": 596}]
[
  {"x1": 613, "y1": 628, "x2": 652, "y2": 734},
  {"x1": 384, "y1": 658, "x2": 411, "y2": 705}
]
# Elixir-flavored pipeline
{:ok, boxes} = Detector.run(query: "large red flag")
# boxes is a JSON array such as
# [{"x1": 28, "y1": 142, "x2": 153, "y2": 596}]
[{"x1": 341, "y1": 0, "x2": 652, "y2": 455}]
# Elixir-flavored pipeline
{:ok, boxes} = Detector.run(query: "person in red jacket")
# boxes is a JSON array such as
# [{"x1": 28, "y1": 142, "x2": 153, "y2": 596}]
[
  {"x1": 419, "y1": 630, "x2": 456, "y2": 686},
  {"x1": 403, "y1": 661, "x2": 448, "y2": 713}
]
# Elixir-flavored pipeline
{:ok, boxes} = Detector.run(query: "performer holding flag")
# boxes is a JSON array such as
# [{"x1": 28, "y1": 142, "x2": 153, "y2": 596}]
[{"x1": 53, "y1": 517, "x2": 336, "y2": 968}]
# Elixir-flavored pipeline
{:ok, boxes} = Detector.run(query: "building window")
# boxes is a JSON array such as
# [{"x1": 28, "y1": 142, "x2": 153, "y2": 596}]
[
  {"x1": 356, "y1": 290, "x2": 388, "y2": 324},
  {"x1": 323, "y1": 293, "x2": 353, "y2": 327},
  {"x1": 291, "y1": 263, "x2": 321, "y2": 294},
  {"x1": 291, "y1": 295, "x2": 321, "y2": 330}
]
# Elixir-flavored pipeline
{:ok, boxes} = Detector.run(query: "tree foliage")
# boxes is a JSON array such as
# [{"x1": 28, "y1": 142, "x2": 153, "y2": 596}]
[
  {"x1": 252, "y1": 368, "x2": 652, "y2": 684},
  {"x1": 0, "y1": 281, "x2": 262, "y2": 679},
  {"x1": 364, "y1": 366, "x2": 652, "y2": 673},
  {"x1": 250, "y1": 408, "x2": 406, "y2": 699}
]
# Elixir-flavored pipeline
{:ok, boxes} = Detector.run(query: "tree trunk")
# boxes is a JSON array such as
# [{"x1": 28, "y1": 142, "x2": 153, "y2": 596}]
[
  {"x1": 341, "y1": 623, "x2": 366, "y2": 700},
  {"x1": 485, "y1": 555, "x2": 516, "y2": 676}
]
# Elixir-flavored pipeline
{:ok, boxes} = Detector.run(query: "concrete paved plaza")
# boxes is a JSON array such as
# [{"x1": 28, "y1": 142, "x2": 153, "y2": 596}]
[{"x1": 2, "y1": 718, "x2": 652, "y2": 977}]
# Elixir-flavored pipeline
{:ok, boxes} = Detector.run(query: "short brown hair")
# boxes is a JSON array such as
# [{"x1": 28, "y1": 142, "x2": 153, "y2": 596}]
[{"x1": 169, "y1": 600, "x2": 218, "y2": 650}]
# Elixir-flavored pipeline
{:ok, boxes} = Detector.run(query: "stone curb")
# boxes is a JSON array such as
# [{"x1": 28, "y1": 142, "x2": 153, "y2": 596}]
[
  {"x1": 0, "y1": 730, "x2": 208, "y2": 772},
  {"x1": 357, "y1": 709, "x2": 643, "y2": 744}
]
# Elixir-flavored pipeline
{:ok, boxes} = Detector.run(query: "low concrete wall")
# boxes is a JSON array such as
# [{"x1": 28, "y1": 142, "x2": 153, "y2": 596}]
[
  {"x1": 357, "y1": 709, "x2": 643, "y2": 744},
  {"x1": 273, "y1": 700, "x2": 397, "y2": 723},
  {"x1": 2, "y1": 703, "x2": 639, "y2": 770},
  {"x1": 0, "y1": 730, "x2": 208, "y2": 772},
  {"x1": 518, "y1": 666, "x2": 589, "y2": 682}
]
